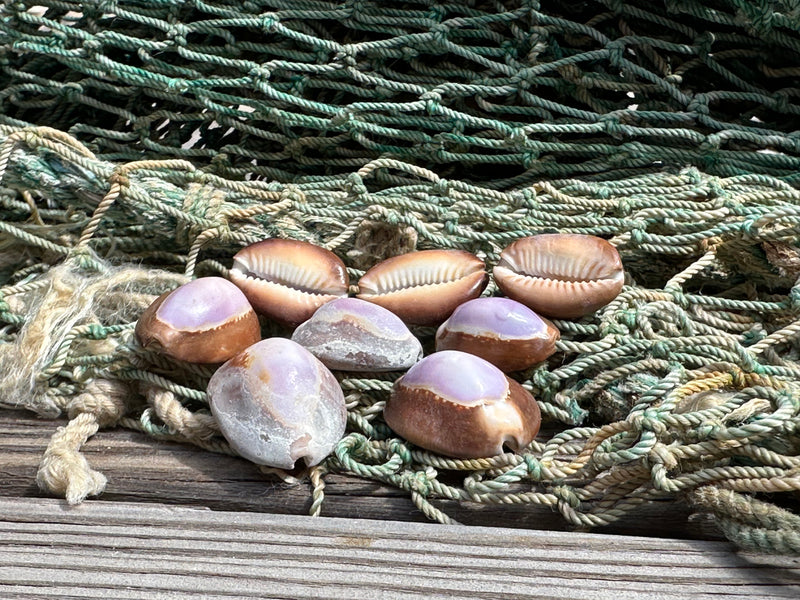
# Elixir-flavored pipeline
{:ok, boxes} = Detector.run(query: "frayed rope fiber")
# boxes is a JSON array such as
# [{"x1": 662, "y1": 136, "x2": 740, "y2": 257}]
[{"x1": 0, "y1": 124, "x2": 798, "y2": 553}]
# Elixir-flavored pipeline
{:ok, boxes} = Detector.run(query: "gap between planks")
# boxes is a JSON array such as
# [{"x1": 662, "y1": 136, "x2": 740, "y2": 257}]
[{"x1": 0, "y1": 498, "x2": 798, "y2": 600}]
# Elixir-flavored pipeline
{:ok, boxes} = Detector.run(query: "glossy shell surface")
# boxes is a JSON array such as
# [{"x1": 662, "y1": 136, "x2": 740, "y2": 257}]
[
  {"x1": 383, "y1": 351, "x2": 541, "y2": 458},
  {"x1": 292, "y1": 297, "x2": 423, "y2": 372},
  {"x1": 435, "y1": 297, "x2": 559, "y2": 372},
  {"x1": 493, "y1": 234, "x2": 624, "y2": 319},
  {"x1": 229, "y1": 238, "x2": 349, "y2": 326},
  {"x1": 207, "y1": 338, "x2": 346, "y2": 469},
  {"x1": 356, "y1": 249, "x2": 488, "y2": 325},
  {"x1": 135, "y1": 277, "x2": 260, "y2": 364}
]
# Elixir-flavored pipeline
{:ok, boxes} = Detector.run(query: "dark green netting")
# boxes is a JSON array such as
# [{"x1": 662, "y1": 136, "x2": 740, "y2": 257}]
[
  {"x1": 0, "y1": 0, "x2": 798, "y2": 185},
  {"x1": 0, "y1": 0, "x2": 799, "y2": 554}
]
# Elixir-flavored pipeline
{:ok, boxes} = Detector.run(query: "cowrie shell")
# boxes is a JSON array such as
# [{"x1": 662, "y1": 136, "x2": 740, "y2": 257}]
[
  {"x1": 435, "y1": 297, "x2": 559, "y2": 372},
  {"x1": 207, "y1": 338, "x2": 347, "y2": 469},
  {"x1": 384, "y1": 350, "x2": 541, "y2": 458},
  {"x1": 230, "y1": 239, "x2": 349, "y2": 326},
  {"x1": 493, "y1": 234, "x2": 624, "y2": 319},
  {"x1": 292, "y1": 297, "x2": 423, "y2": 372},
  {"x1": 356, "y1": 249, "x2": 488, "y2": 325},
  {"x1": 135, "y1": 277, "x2": 261, "y2": 364}
]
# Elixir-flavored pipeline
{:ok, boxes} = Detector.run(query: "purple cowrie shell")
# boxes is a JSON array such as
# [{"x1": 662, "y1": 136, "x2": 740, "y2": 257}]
[
  {"x1": 291, "y1": 297, "x2": 423, "y2": 371},
  {"x1": 435, "y1": 297, "x2": 559, "y2": 372},
  {"x1": 383, "y1": 351, "x2": 541, "y2": 458},
  {"x1": 207, "y1": 338, "x2": 347, "y2": 469},
  {"x1": 135, "y1": 277, "x2": 261, "y2": 364},
  {"x1": 357, "y1": 249, "x2": 488, "y2": 325},
  {"x1": 229, "y1": 238, "x2": 349, "y2": 327},
  {"x1": 493, "y1": 234, "x2": 624, "y2": 319}
]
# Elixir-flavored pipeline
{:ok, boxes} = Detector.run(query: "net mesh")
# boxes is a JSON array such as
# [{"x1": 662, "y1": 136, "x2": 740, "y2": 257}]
[
  {"x1": 0, "y1": 0, "x2": 799, "y2": 185},
  {"x1": 0, "y1": 0, "x2": 799, "y2": 554}
]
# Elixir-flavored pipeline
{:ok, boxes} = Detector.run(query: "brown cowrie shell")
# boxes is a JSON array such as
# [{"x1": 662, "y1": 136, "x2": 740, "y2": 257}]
[
  {"x1": 435, "y1": 297, "x2": 559, "y2": 372},
  {"x1": 356, "y1": 249, "x2": 489, "y2": 325},
  {"x1": 230, "y1": 238, "x2": 349, "y2": 327},
  {"x1": 135, "y1": 277, "x2": 261, "y2": 364},
  {"x1": 383, "y1": 350, "x2": 541, "y2": 458},
  {"x1": 493, "y1": 234, "x2": 624, "y2": 319}
]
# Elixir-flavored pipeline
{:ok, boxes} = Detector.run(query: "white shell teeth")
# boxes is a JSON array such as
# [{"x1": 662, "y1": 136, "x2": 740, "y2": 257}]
[
  {"x1": 237, "y1": 254, "x2": 331, "y2": 294},
  {"x1": 230, "y1": 239, "x2": 349, "y2": 325},
  {"x1": 357, "y1": 250, "x2": 488, "y2": 325},
  {"x1": 494, "y1": 234, "x2": 624, "y2": 319},
  {"x1": 376, "y1": 262, "x2": 470, "y2": 293},
  {"x1": 502, "y1": 235, "x2": 621, "y2": 282},
  {"x1": 359, "y1": 250, "x2": 486, "y2": 295}
]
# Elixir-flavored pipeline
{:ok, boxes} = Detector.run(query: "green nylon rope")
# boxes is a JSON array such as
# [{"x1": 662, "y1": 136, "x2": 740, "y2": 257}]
[
  {"x1": 0, "y1": 0, "x2": 799, "y2": 185},
  {"x1": 1, "y1": 0, "x2": 800, "y2": 554},
  {"x1": 0, "y1": 124, "x2": 798, "y2": 553}
]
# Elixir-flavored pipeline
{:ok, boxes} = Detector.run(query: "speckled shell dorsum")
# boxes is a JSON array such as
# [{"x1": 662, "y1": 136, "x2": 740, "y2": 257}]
[
  {"x1": 356, "y1": 249, "x2": 488, "y2": 325},
  {"x1": 493, "y1": 234, "x2": 624, "y2": 319},
  {"x1": 291, "y1": 297, "x2": 423, "y2": 372},
  {"x1": 207, "y1": 338, "x2": 347, "y2": 469},
  {"x1": 383, "y1": 351, "x2": 541, "y2": 459},
  {"x1": 229, "y1": 238, "x2": 349, "y2": 327},
  {"x1": 135, "y1": 277, "x2": 261, "y2": 364}
]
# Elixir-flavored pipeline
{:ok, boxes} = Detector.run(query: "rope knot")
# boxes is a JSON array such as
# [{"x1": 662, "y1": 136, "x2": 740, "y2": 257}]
[
  {"x1": 331, "y1": 109, "x2": 353, "y2": 127},
  {"x1": 648, "y1": 442, "x2": 679, "y2": 471},
  {"x1": 61, "y1": 82, "x2": 85, "y2": 100},
  {"x1": 165, "y1": 23, "x2": 189, "y2": 41},
  {"x1": 442, "y1": 210, "x2": 459, "y2": 234},
  {"x1": 165, "y1": 78, "x2": 189, "y2": 93},
  {"x1": 634, "y1": 408, "x2": 668, "y2": 435},
  {"x1": 36, "y1": 412, "x2": 108, "y2": 504},
  {"x1": 599, "y1": 114, "x2": 624, "y2": 139},
  {"x1": 430, "y1": 178, "x2": 450, "y2": 197},
  {"x1": 399, "y1": 468, "x2": 435, "y2": 496},
  {"x1": 386, "y1": 438, "x2": 413, "y2": 464},
  {"x1": 530, "y1": 368, "x2": 555, "y2": 393},
  {"x1": 108, "y1": 171, "x2": 130, "y2": 188},
  {"x1": 178, "y1": 183, "x2": 227, "y2": 245},
  {"x1": 429, "y1": 23, "x2": 450, "y2": 45},
  {"x1": 521, "y1": 149, "x2": 539, "y2": 169},
  {"x1": 606, "y1": 40, "x2": 626, "y2": 68},
  {"x1": 553, "y1": 484, "x2": 581, "y2": 508},
  {"x1": 650, "y1": 340, "x2": 671, "y2": 359},
  {"x1": 788, "y1": 284, "x2": 800, "y2": 310},
  {"x1": 84, "y1": 323, "x2": 107, "y2": 339},
  {"x1": 420, "y1": 90, "x2": 442, "y2": 115},
  {"x1": 693, "y1": 31, "x2": 715, "y2": 57},
  {"x1": 280, "y1": 184, "x2": 306, "y2": 207},
  {"x1": 340, "y1": 432, "x2": 371, "y2": 458},
  {"x1": 774, "y1": 92, "x2": 794, "y2": 117},
  {"x1": 67, "y1": 378, "x2": 133, "y2": 427},
  {"x1": 259, "y1": 14, "x2": 279, "y2": 33},
  {"x1": 249, "y1": 65, "x2": 271, "y2": 82},
  {"x1": 523, "y1": 454, "x2": 543, "y2": 480},
  {"x1": 345, "y1": 172, "x2": 369, "y2": 197},
  {"x1": 688, "y1": 94, "x2": 710, "y2": 116}
]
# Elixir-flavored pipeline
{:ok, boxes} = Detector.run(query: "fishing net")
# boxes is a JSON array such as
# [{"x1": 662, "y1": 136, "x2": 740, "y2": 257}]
[{"x1": 1, "y1": 0, "x2": 799, "y2": 554}]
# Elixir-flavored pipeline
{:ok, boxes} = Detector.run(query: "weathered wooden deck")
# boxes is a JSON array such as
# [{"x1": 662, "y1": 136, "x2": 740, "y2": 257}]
[{"x1": 3, "y1": 409, "x2": 799, "y2": 599}]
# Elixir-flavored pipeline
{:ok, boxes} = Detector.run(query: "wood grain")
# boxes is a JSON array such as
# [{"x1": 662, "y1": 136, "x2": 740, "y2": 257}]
[
  {"x1": 0, "y1": 410, "x2": 722, "y2": 539},
  {"x1": 1, "y1": 498, "x2": 799, "y2": 600}
]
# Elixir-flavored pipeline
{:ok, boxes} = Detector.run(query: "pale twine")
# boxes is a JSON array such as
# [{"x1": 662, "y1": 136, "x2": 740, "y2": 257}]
[{"x1": 36, "y1": 379, "x2": 133, "y2": 504}]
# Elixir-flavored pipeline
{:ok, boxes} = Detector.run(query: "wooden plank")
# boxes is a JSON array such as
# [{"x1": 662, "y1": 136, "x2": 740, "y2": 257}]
[
  {"x1": 0, "y1": 498, "x2": 798, "y2": 600},
  {"x1": 0, "y1": 411, "x2": 723, "y2": 540}
]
